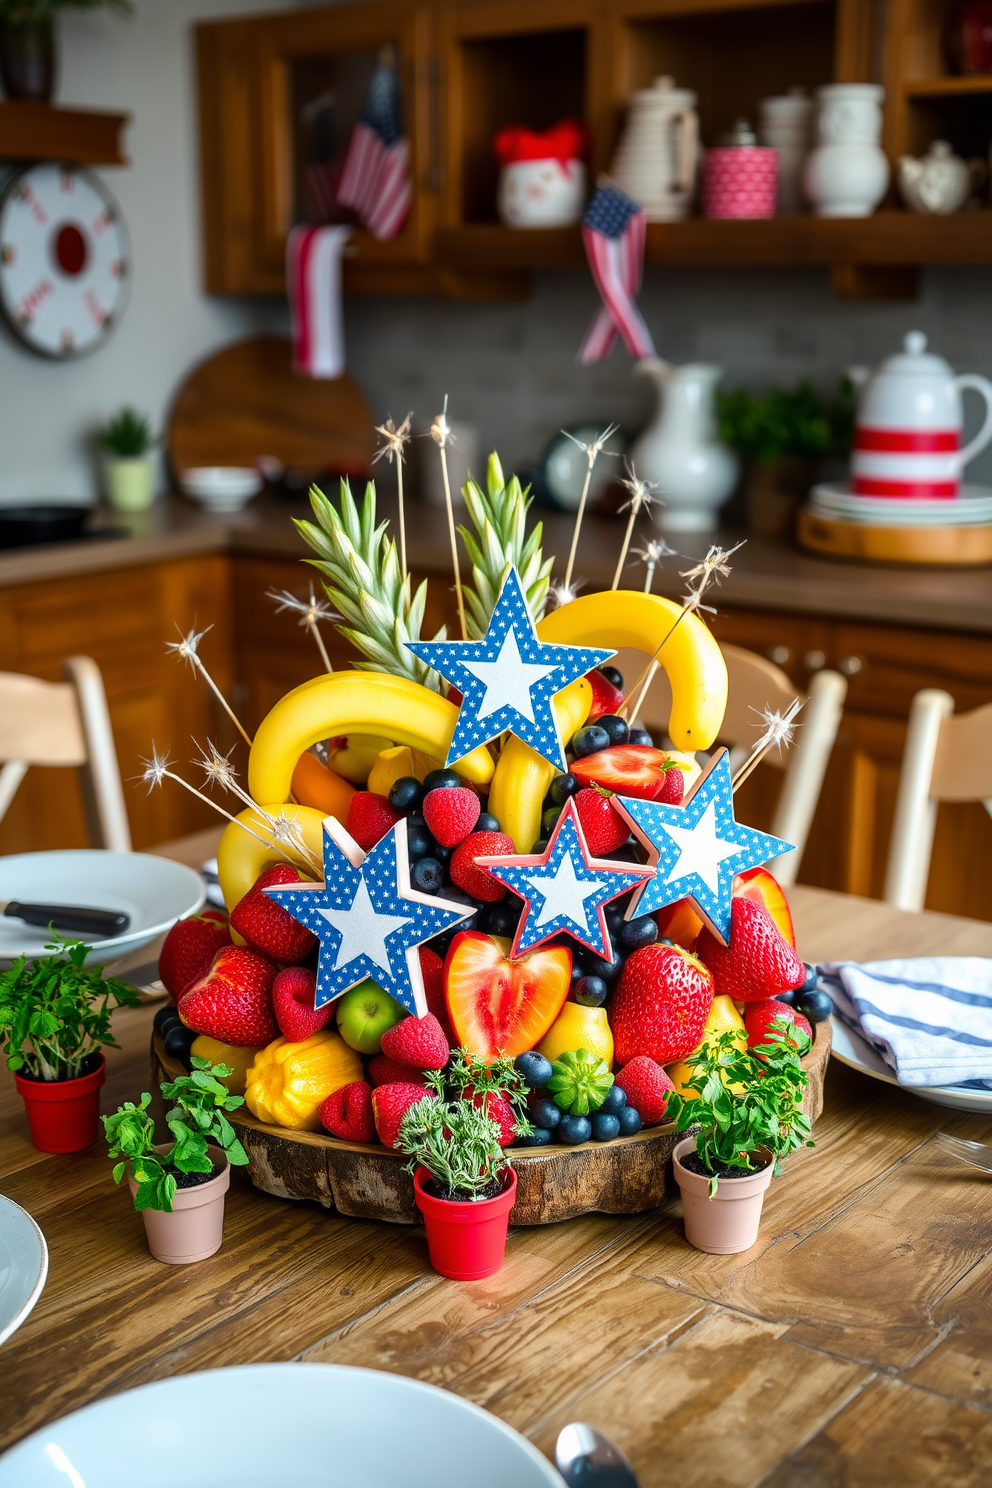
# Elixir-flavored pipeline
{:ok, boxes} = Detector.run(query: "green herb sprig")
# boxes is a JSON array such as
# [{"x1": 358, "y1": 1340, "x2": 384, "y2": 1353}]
[
  {"x1": 716, "y1": 380, "x2": 855, "y2": 467},
  {"x1": 396, "y1": 1093, "x2": 507, "y2": 1200},
  {"x1": 0, "y1": 935, "x2": 139, "y2": 1082},
  {"x1": 667, "y1": 1021, "x2": 814, "y2": 1196}
]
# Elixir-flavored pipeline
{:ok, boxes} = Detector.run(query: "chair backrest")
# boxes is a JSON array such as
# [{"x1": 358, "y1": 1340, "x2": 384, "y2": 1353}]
[
  {"x1": 0, "y1": 656, "x2": 131, "y2": 852},
  {"x1": 884, "y1": 689, "x2": 992, "y2": 912},
  {"x1": 615, "y1": 642, "x2": 847, "y2": 887}
]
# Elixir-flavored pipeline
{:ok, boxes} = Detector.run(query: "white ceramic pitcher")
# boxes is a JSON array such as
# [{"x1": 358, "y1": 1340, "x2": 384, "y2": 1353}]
[
  {"x1": 609, "y1": 77, "x2": 699, "y2": 222},
  {"x1": 629, "y1": 359, "x2": 739, "y2": 532}
]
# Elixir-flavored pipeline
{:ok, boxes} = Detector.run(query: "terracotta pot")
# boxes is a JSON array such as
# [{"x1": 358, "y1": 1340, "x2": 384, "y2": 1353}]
[
  {"x1": 672, "y1": 1136, "x2": 773, "y2": 1254},
  {"x1": 413, "y1": 1165, "x2": 517, "y2": 1281},
  {"x1": 13, "y1": 1055, "x2": 106, "y2": 1154},
  {"x1": 128, "y1": 1143, "x2": 231, "y2": 1265},
  {"x1": 0, "y1": 15, "x2": 55, "y2": 101}
]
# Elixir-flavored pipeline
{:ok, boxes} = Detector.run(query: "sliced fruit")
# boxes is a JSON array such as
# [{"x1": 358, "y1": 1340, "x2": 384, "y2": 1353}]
[
  {"x1": 443, "y1": 931, "x2": 571, "y2": 1063},
  {"x1": 571, "y1": 744, "x2": 686, "y2": 801},
  {"x1": 291, "y1": 750, "x2": 355, "y2": 821},
  {"x1": 665, "y1": 994, "x2": 747, "y2": 1097},
  {"x1": 655, "y1": 898, "x2": 704, "y2": 952},
  {"x1": 536, "y1": 1002, "x2": 614, "y2": 1069},
  {"x1": 733, "y1": 866, "x2": 796, "y2": 948},
  {"x1": 585, "y1": 668, "x2": 626, "y2": 722}
]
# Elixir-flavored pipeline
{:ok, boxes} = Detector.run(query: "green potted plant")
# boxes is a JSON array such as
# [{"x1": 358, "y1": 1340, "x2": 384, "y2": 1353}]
[
  {"x1": 104, "y1": 1054, "x2": 249, "y2": 1264},
  {"x1": 667, "y1": 1020, "x2": 814, "y2": 1255},
  {"x1": 0, "y1": 0, "x2": 131, "y2": 103},
  {"x1": 396, "y1": 1052, "x2": 532, "y2": 1281},
  {"x1": 95, "y1": 407, "x2": 158, "y2": 513},
  {"x1": 0, "y1": 935, "x2": 139, "y2": 1153}
]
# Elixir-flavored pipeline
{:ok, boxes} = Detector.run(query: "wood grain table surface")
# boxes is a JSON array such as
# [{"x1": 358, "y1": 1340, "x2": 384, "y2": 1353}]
[{"x1": 3, "y1": 828, "x2": 992, "y2": 1485}]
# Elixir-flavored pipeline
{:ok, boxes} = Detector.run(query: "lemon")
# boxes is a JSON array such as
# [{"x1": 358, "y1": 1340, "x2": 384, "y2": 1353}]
[
  {"x1": 190, "y1": 1035, "x2": 262, "y2": 1097},
  {"x1": 666, "y1": 995, "x2": 746, "y2": 1098},
  {"x1": 536, "y1": 1003, "x2": 614, "y2": 1069}
]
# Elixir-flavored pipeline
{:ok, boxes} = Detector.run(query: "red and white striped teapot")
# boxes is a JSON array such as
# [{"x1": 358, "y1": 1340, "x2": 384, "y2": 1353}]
[{"x1": 852, "y1": 331, "x2": 992, "y2": 498}]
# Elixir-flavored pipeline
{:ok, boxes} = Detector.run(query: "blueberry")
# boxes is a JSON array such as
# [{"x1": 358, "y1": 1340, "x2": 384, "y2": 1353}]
[
  {"x1": 800, "y1": 962, "x2": 818, "y2": 994},
  {"x1": 443, "y1": 886, "x2": 483, "y2": 928},
  {"x1": 590, "y1": 1113, "x2": 621, "y2": 1141},
  {"x1": 476, "y1": 812, "x2": 500, "y2": 833},
  {"x1": 574, "y1": 974, "x2": 608, "y2": 1008},
  {"x1": 571, "y1": 725, "x2": 611, "y2": 758},
  {"x1": 604, "y1": 902, "x2": 626, "y2": 933},
  {"x1": 542, "y1": 805, "x2": 562, "y2": 836},
  {"x1": 486, "y1": 899, "x2": 521, "y2": 937},
  {"x1": 598, "y1": 1084, "x2": 628, "y2": 1114},
  {"x1": 411, "y1": 856, "x2": 445, "y2": 894},
  {"x1": 518, "y1": 1127, "x2": 553, "y2": 1147},
  {"x1": 164, "y1": 1024, "x2": 196, "y2": 1061},
  {"x1": 532, "y1": 1097, "x2": 562, "y2": 1130},
  {"x1": 585, "y1": 948, "x2": 625, "y2": 984},
  {"x1": 558, "y1": 1115, "x2": 592, "y2": 1145},
  {"x1": 549, "y1": 772, "x2": 578, "y2": 806},
  {"x1": 407, "y1": 812, "x2": 426, "y2": 829},
  {"x1": 619, "y1": 914, "x2": 659, "y2": 952},
  {"x1": 388, "y1": 776, "x2": 423, "y2": 813},
  {"x1": 598, "y1": 665, "x2": 623, "y2": 689},
  {"x1": 597, "y1": 714, "x2": 629, "y2": 747},
  {"x1": 605, "y1": 844, "x2": 640, "y2": 863},
  {"x1": 407, "y1": 824, "x2": 434, "y2": 860},
  {"x1": 628, "y1": 727, "x2": 653, "y2": 747},
  {"x1": 431, "y1": 842, "x2": 452, "y2": 866},
  {"x1": 153, "y1": 1004, "x2": 181, "y2": 1037},
  {"x1": 775, "y1": 988, "x2": 797, "y2": 1006},
  {"x1": 617, "y1": 1106, "x2": 643, "y2": 1135},
  {"x1": 796, "y1": 989, "x2": 832, "y2": 1025},
  {"x1": 515, "y1": 1051, "x2": 554, "y2": 1088},
  {"x1": 423, "y1": 769, "x2": 462, "y2": 793}
]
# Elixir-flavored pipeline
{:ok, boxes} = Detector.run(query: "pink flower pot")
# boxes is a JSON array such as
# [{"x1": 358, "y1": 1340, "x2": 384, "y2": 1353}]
[
  {"x1": 413, "y1": 1165, "x2": 516, "y2": 1281},
  {"x1": 128, "y1": 1143, "x2": 231, "y2": 1265},
  {"x1": 14, "y1": 1055, "x2": 106, "y2": 1153},
  {"x1": 672, "y1": 1136, "x2": 773, "y2": 1254}
]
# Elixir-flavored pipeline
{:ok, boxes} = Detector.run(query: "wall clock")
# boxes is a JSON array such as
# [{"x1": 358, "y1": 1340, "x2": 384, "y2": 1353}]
[{"x1": 0, "y1": 163, "x2": 129, "y2": 359}]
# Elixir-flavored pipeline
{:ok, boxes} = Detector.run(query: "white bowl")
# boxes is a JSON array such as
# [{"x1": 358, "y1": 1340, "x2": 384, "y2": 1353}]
[
  {"x1": 0, "y1": 1196, "x2": 47, "y2": 1351},
  {"x1": 180, "y1": 466, "x2": 262, "y2": 512},
  {"x1": 0, "y1": 1363, "x2": 565, "y2": 1487},
  {"x1": 0, "y1": 850, "x2": 204, "y2": 966}
]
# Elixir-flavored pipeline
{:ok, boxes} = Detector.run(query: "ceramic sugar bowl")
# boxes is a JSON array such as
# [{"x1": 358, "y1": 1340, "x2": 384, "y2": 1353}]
[
  {"x1": 898, "y1": 140, "x2": 985, "y2": 214},
  {"x1": 852, "y1": 330, "x2": 992, "y2": 498}
]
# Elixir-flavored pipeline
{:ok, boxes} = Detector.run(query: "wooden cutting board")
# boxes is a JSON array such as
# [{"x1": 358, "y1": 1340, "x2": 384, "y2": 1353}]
[{"x1": 168, "y1": 336, "x2": 375, "y2": 478}]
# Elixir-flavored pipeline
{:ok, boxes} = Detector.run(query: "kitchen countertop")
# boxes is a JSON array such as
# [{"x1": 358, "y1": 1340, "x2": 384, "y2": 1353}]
[{"x1": 2, "y1": 491, "x2": 991, "y2": 634}]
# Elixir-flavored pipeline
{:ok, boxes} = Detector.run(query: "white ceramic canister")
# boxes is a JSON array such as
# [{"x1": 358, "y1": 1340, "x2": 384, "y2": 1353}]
[
  {"x1": 758, "y1": 89, "x2": 812, "y2": 214},
  {"x1": 852, "y1": 331, "x2": 992, "y2": 498},
  {"x1": 803, "y1": 83, "x2": 889, "y2": 217},
  {"x1": 609, "y1": 76, "x2": 699, "y2": 222}
]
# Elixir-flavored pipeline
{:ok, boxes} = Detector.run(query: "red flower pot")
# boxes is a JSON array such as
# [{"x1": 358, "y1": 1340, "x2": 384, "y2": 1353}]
[
  {"x1": 13, "y1": 1055, "x2": 106, "y2": 1153},
  {"x1": 413, "y1": 1165, "x2": 517, "y2": 1281}
]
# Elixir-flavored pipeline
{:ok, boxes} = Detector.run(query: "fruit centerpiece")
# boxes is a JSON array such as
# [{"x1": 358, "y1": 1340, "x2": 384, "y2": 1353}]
[{"x1": 151, "y1": 439, "x2": 830, "y2": 1239}]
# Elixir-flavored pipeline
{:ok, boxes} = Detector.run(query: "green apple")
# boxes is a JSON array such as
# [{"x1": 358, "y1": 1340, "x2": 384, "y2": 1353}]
[{"x1": 336, "y1": 979, "x2": 404, "y2": 1053}]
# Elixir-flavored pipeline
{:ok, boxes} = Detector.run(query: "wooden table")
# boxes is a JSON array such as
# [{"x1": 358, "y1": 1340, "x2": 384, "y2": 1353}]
[{"x1": 4, "y1": 831, "x2": 992, "y2": 1484}]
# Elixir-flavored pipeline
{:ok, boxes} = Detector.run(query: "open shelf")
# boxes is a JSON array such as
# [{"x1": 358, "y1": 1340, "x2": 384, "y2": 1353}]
[
  {"x1": 0, "y1": 102, "x2": 129, "y2": 165},
  {"x1": 904, "y1": 73, "x2": 992, "y2": 95}
]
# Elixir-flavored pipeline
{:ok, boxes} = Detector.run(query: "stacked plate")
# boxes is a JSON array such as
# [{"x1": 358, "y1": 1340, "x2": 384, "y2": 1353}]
[{"x1": 808, "y1": 481, "x2": 992, "y2": 527}]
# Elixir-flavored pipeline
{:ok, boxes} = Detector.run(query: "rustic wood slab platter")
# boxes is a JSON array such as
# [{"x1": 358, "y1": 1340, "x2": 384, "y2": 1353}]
[
  {"x1": 797, "y1": 508, "x2": 992, "y2": 566},
  {"x1": 153, "y1": 1020, "x2": 830, "y2": 1226}
]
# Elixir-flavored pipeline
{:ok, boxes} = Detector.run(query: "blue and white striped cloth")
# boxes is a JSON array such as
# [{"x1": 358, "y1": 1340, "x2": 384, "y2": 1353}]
[{"x1": 821, "y1": 958, "x2": 992, "y2": 1090}]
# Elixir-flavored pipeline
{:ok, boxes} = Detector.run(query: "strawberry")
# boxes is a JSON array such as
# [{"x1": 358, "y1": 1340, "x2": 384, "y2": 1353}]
[
  {"x1": 572, "y1": 745, "x2": 686, "y2": 802},
  {"x1": 697, "y1": 896, "x2": 807, "y2": 1003},
  {"x1": 272, "y1": 965, "x2": 333, "y2": 1042},
  {"x1": 611, "y1": 943, "x2": 714, "y2": 1064},
  {"x1": 319, "y1": 1080, "x2": 375, "y2": 1143},
  {"x1": 450, "y1": 830, "x2": 515, "y2": 901},
  {"x1": 573, "y1": 786, "x2": 630, "y2": 855},
  {"x1": 656, "y1": 766, "x2": 684, "y2": 805},
  {"x1": 744, "y1": 999, "x2": 812, "y2": 1052},
  {"x1": 178, "y1": 945, "x2": 278, "y2": 1047},
  {"x1": 585, "y1": 668, "x2": 626, "y2": 722},
  {"x1": 379, "y1": 1012, "x2": 450, "y2": 1071},
  {"x1": 444, "y1": 931, "x2": 571, "y2": 1061},
  {"x1": 160, "y1": 909, "x2": 231, "y2": 1003},
  {"x1": 233, "y1": 864, "x2": 317, "y2": 964},
  {"x1": 367, "y1": 1054, "x2": 428, "y2": 1087},
  {"x1": 372, "y1": 1082, "x2": 432, "y2": 1148},
  {"x1": 418, "y1": 946, "x2": 454, "y2": 1043},
  {"x1": 422, "y1": 786, "x2": 481, "y2": 848},
  {"x1": 468, "y1": 1089, "x2": 518, "y2": 1147},
  {"x1": 614, "y1": 1056, "x2": 675, "y2": 1126},
  {"x1": 346, "y1": 791, "x2": 401, "y2": 851}
]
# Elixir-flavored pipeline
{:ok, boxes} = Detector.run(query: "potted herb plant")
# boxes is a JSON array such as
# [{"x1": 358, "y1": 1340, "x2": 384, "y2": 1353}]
[
  {"x1": 95, "y1": 407, "x2": 158, "y2": 513},
  {"x1": 103, "y1": 1055, "x2": 249, "y2": 1264},
  {"x1": 0, "y1": 0, "x2": 131, "y2": 103},
  {"x1": 396, "y1": 1053, "x2": 532, "y2": 1281},
  {"x1": 667, "y1": 1020, "x2": 814, "y2": 1255},
  {"x1": 0, "y1": 935, "x2": 139, "y2": 1153}
]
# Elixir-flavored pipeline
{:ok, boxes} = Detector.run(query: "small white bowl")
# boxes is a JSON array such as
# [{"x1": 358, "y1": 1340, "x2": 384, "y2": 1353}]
[{"x1": 180, "y1": 466, "x2": 262, "y2": 512}]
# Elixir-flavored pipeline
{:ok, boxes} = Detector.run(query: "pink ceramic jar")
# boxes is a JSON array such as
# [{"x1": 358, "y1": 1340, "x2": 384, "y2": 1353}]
[{"x1": 703, "y1": 120, "x2": 777, "y2": 219}]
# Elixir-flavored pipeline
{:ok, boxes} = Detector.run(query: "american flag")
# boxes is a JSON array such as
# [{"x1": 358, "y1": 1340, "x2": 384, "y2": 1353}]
[
  {"x1": 579, "y1": 183, "x2": 655, "y2": 364},
  {"x1": 335, "y1": 58, "x2": 411, "y2": 242}
]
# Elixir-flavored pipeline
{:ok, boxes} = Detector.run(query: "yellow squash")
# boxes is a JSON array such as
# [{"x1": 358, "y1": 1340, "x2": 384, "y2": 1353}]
[
  {"x1": 189, "y1": 1036, "x2": 262, "y2": 1098},
  {"x1": 245, "y1": 1029, "x2": 363, "y2": 1131}
]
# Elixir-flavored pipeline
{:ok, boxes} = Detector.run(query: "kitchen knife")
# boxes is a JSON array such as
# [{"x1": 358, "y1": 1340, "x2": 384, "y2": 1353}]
[
  {"x1": 1, "y1": 901, "x2": 130, "y2": 937},
  {"x1": 556, "y1": 1424, "x2": 640, "y2": 1487}
]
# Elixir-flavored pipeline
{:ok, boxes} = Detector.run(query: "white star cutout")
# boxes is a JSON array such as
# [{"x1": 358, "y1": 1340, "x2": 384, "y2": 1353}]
[
  {"x1": 662, "y1": 799, "x2": 741, "y2": 895},
  {"x1": 460, "y1": 626, "x2": 559, "y2": 725},
  {"x1": 319, "y1": 875, "x2": 412, "y2": 976},
  {"x1": 527, "y1": 851, "x2": 611, "y2": 930}
]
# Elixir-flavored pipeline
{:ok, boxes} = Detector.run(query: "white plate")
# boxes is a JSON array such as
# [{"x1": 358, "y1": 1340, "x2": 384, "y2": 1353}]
[
  {"x1": 810, "y1": 482, "x2": 992, "y2": 527},
  {"x1": 0, "y1": 851, "x2": 204, "y2": 966},
  {"x1": 0, "y1": 1363, "x2": 565, "y2": 1487},
  {"x1": 0, "y1": 1196, "x2": 47, "y2": 1350},
  {"x1": 830, "y1": 1016, "x2": 992, "y2": 1113}
]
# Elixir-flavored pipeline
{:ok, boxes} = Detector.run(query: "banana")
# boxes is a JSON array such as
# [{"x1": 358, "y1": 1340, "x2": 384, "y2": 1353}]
[
  {"x1": 537, "y1": 590, "x2": 727, "y2": 751},
  {"x1": 217, "y1": 804, "x2": 326, "y2": 917},
  {"x1": 488, "y1": 676, "x2": 592, "y2": 852}
]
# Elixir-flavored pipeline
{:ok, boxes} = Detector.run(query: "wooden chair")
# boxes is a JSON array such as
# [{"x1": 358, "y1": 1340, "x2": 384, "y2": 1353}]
[
  {"x1": 0, "y1": 656, "x2": 131, "y2": 851},
  {"x1": 615, "y1": 643, "x2": 847, "y2": 887},
  {"x1": 884, "y1": 689, "x2": 992, "y2": 912}
]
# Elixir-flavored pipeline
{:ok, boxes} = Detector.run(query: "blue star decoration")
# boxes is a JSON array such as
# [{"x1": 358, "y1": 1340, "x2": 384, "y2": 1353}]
[
  {"x1": 612, "y1": 749, "x2": 794, "y2": 945},
  {"x1": 475, "y1": 798, "x2": 653, "y2": 960},
  {"x1": 406, "y1": 566, "x2": 614, "y2": 771},
  {"x1": 262, "y1": 816, "x2": 471, "y2": 1016}
]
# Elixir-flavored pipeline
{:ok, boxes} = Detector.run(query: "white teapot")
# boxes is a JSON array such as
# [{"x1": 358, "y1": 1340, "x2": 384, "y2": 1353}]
[
  {"x1": 852, "y1": 330, "x2": 992, "y2": 499},
  {"x1": 898, "y1": 141, "x2": 985, "y2": 215}
]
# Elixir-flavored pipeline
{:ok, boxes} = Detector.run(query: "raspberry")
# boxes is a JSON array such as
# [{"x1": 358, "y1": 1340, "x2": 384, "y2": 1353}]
[
  {"x1": 371, "y1": 1082, "x2": 432, "y2": 1148},
  {"x1": 450, "y1": 830, "x2": 515, "y2": 901},
  {"x1": 418, "y1": 945, "x2": 454, "y2": 1041},
  {"x1": 318, "y1": 1080, "x2": 375, "y2": 1143},
  {"x1": 346, "y1": 791, "x2": 401, "y2": 851},
  {"x1": 614, "y1": 1056, "x2": 675, "y2": 1126},
  {"x1": 422, "y1": 786, "x2": 481, "y2": 848},
  {"x1": 379, "y1": 1012, "x2": 450, "y2": 1071},
  {"x1": 573, "y1": 787, "x2": 630, "y2": 855},
  {"x1": 367, "y1": 1054, "x2": 428, "y2": 1087}
]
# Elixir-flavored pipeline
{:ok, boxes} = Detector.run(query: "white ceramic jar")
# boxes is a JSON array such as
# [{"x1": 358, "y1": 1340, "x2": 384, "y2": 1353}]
[
  {"x1": 497, "y1": 158, "x2": 587, "y2": 229},
  {"x1": 630, "y1": 359, "x2": 739, "y2": 532},
  {"x1": 758, "y1": 90, "x2": 812, "y2": 214},
  {"x1": 803, "y1": 83, "x2": 889, "y2": 217},
  {"x1": 609, "y1": 77, "x2": 699, "y2": 223}
]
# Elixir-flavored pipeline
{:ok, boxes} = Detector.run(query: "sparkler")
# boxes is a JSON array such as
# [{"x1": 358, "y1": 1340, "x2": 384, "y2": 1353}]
[
  {"x1": 165, "y1": 624, "x2": 253, "y2": 749},
  {"x1": 194, "y1": 740, "x2": 323, "y2": 873},
  {"x1": 548, "y1": 579, "x2": 582, "y2": 610},
  {"x1": 731, "y1": 698, "x2": 804, "y2": 793},
  {"x1": 611, "y1": 463, "x2": 659, "y2": 590},
  {"x1": 562, "y1": 423, "x2": 620, "y2": 591},
  {"x1": 431, "y1": 395, "x2": 467, "y2": 641},
  {"x1": 635, "y1": 538, "x2": 675, "y2": 595},
  {"x1": 267, "y1": 583, "x2": 338, "y2": 673},
  {"x1": 140, "y1": 747, "x2": 284, "y2": 858},
  {"x1": 373, "y1": 412, "x2": 413, "y2": 581}
]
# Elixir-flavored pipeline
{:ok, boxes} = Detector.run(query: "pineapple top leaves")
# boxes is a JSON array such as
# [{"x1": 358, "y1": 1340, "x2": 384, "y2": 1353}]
[
  {"x1": 295, "y1": 479, "x2": 445, "y2": 691},
  {"x1": 458, "y1": 452, "x2": 553, "y2": 639}
]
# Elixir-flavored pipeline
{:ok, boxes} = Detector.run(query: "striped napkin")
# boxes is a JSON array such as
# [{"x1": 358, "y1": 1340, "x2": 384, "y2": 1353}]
[{"x1": 821, "y1": 959, "x2": 992, "y2": 1090}]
